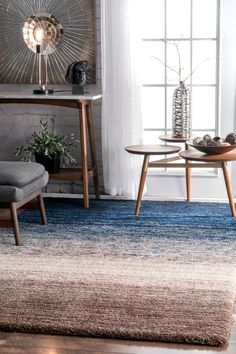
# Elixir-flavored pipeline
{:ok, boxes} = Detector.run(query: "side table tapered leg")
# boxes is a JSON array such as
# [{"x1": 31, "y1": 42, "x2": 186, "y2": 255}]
[
  {"x1": 185, "y1": 142, "x2": 191, "y2": 202},
  {"x1": 185, "y1": 160, "x2": 191, "y2": 202},
  {"x1": 222, "y1": 161, "x2": 236, "y2": 217},
  {"x1": 135, "y1": 155, "x2": 150, "y2": 216}
]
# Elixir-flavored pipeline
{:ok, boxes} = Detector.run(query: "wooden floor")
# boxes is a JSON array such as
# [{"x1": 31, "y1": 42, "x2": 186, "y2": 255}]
[{"x1": 0, "y1": 318, "x2": 235, "y2": 354}]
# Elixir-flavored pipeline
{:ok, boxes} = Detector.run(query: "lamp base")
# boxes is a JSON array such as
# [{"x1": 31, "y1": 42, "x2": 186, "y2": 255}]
[{"x1": 33, "y1": 88, "x2": 54, "y2": 95}]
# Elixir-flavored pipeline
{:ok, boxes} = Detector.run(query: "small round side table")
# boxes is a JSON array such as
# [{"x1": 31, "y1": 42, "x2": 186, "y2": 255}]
[
  {"x1": 125, "y1": 144, "x2": 181, "y2": 215},
  {"x1": 159, "y1": 134, "x2": 190, "y2": 145},
  {"x1": 180, "y1": 149, "x2": 236, "y2": 217}
]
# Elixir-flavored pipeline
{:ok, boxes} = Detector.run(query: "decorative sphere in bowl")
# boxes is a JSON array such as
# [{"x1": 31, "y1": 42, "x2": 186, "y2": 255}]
[
  {"x1": 225, "y1": 132, "x2": 236, "y2": 145},
  {"x1": 189, "y1": 136, "x2": 236, "y2": 155}
]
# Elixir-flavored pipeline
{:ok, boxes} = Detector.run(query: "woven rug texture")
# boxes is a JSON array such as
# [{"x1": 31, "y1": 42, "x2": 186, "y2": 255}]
[{"x1": 0, "y1": 198, "x2": 235, "y2": 346}]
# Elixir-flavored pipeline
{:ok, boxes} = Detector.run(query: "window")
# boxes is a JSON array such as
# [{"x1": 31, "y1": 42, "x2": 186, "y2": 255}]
[{"x1": 141, "y1": 0, "x2": 220, "y2": 161}]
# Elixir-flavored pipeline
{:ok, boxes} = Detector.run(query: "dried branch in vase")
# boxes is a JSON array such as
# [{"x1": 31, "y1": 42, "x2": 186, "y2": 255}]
[{"x1": 151, "y1": 40, "x2": 213, "y2": 84}]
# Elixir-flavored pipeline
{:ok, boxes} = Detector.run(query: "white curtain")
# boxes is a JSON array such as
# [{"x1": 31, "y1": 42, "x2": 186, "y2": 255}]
[{"x1": 101, "y1": 0, "x2": 143, "y2": 199}]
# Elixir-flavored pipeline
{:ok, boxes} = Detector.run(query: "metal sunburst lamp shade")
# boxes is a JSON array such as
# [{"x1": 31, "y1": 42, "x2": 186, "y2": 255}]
[{"x1": 23, "y1": 13, "x2": 63, "y2": 94}]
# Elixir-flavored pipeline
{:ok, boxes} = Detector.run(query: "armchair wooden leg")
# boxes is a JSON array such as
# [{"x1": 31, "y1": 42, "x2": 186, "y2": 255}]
[
  {"x1": 37, "y1": 193, "x2": 47, "y2": 225},
  {"x1": 10, "y1": 203, "x2": 21, "y2": 246}
]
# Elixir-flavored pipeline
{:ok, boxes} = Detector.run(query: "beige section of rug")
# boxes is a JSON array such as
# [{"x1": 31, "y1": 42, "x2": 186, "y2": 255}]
[{"x1": 0, "y1": 255, "x2": 235, "y2": 346}]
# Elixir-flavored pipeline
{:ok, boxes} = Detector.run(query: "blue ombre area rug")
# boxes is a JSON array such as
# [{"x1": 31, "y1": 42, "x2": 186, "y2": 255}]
[{"x1": 0, "y1": 198, "x2": 235, "y2": 347}]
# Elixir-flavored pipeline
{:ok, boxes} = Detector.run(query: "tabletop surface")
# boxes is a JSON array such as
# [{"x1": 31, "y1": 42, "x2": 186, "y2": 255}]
[
  {"x1": 0, "y1": 84, "x2": 102, "y2": 101},
  {"x1": 159, "y1": 134, "x2": 191, "y2": 143},
  {"x1": 125, "y1": 144, "x2": 181, "y2": 155},
  {"x1": 180, "y1": 149, "x2": 236, "y2": 162}
]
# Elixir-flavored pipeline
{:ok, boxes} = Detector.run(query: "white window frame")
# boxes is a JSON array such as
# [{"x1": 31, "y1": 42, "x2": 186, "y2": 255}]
[{"x1": 142, "y1": 0, "x2": 221, "y2": 177}]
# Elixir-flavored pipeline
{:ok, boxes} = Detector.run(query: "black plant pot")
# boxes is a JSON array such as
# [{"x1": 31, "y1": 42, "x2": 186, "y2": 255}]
[{"x1": 34, "y1": 154, "x2": 61, "y2": 174}]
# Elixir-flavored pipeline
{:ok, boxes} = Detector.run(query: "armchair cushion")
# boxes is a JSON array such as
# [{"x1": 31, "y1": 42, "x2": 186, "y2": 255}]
[{"x1": 0, "y1": 162, "x2": 45, "y2": 187}]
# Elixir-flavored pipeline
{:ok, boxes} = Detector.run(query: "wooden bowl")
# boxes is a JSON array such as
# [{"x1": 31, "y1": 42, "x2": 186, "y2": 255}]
[{"x1": 188, "y1": 143, "x2": 236, "y2": 155}]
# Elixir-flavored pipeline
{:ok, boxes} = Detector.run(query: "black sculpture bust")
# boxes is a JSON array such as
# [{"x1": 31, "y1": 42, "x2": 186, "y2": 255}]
[{"x1": 65, "y1": 61, "x2": 89, "y2": 94}]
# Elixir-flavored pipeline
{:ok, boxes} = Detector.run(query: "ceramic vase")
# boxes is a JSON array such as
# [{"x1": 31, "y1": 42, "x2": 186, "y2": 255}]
[{"x1": 172, "y1": 81, "x2": 191, "y2": 138}]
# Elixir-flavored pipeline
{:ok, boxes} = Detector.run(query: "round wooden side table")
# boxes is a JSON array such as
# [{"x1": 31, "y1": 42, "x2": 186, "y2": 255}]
[
  {"x1": 159, "y1": 134, "x2": 190, "y2": 144},
  {"x1": 180, "y1": 149, "x2": 236, "y2": 217},
  {"x1": 125, "y1": 144, "x2": 181, "y2": 215},
  {"x1": 159, "y1": 134, "x2": 191, "y2": 201}
]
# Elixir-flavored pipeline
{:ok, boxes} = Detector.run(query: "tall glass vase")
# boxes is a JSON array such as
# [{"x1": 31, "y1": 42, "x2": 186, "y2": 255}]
[{"x1": 172, "y1": 81, "x2": 191, "y2": 139}]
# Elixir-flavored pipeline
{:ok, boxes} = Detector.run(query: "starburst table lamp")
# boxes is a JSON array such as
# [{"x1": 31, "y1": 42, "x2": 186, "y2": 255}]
[{"x1": 23, "y1": 13, "x2": 63, "y2": 94}]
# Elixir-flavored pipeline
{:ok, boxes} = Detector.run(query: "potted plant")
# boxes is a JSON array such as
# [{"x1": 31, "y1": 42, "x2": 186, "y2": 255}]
[{"x1": 16, "y1": 117, "x2": 79, "y2": 173}]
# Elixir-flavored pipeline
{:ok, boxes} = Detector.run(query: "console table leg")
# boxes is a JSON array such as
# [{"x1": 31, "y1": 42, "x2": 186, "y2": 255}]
[
  {"x1": 86, "y1": 102, "x2": 100, "y2": 199},
  {"x1": 222, "y1": 162, "x2": 236, "y2": 217},
  {"x1": 135, "y1": 155, "x2": 150, "y2": 216},
  {"x1": 79, "y1": 101, "x2": 89, "y2": 208}
]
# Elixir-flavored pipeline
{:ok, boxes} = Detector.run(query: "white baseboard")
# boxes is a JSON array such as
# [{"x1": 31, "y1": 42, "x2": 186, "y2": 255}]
[{"x1": 43, "y1": 193, "x2": 229, "y2": 203}]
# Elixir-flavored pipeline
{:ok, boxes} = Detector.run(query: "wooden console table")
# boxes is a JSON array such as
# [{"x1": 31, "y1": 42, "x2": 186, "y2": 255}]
[{"x1": 0, "y1": 85, "x2": 102, "y2": 208}]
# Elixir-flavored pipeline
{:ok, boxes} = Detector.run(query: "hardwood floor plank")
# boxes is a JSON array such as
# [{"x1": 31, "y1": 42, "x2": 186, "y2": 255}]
[
  {"x1": 0, "y1": 319, "x2": 235, "y2": 354},
  {"x1": 0, "y1": 335, "x2": 10, "y2": 341},
  {"x1": 0, "y1": 343, "x2": 236, "y2": 354},
  {"x1": 0, "y1": 345, "x2": 123, "y2": 354}
]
